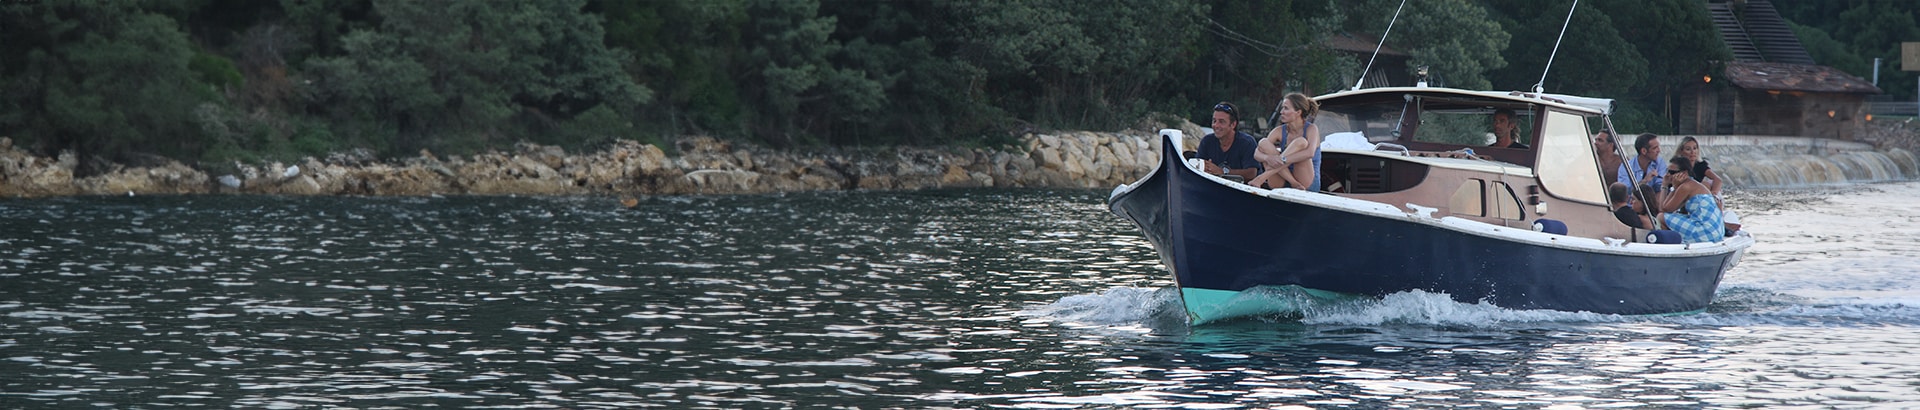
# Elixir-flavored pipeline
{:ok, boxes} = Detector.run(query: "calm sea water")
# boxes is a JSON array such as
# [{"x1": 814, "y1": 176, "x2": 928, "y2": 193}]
[{"x1": 3, "y1": 190, "x2": 1917, "y2": 408}]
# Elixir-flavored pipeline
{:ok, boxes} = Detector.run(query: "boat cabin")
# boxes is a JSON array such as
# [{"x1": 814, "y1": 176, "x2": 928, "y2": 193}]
[{"x1": 1305, "y1": 88, "x2": 1639, "y2": 242}]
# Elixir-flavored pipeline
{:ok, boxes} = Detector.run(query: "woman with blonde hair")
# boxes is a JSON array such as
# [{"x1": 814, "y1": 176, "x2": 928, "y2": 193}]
[
  {"x1": 1251, "y1": 93, "x2": 1322, "y2": 191},
  {"x1": 1677, "y1": 136, "x2": 1741, "y2": 235},
  {"x1": 1676, "y1": 136, "x2": 1724, "y2": 195}
]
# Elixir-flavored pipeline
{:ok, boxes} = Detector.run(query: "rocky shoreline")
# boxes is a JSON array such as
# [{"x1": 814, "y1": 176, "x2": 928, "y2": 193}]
[
  {"x1": 9, "y1": 116, "x2": 1916, "y2": 199},
  {"x1": 0, "y1": 123, "x2": 1206, "y2": 198}
]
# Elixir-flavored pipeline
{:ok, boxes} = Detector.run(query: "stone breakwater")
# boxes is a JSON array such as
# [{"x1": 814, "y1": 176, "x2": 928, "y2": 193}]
[{"x1": 0, "y1": 131, "x2": 1198, "y2": 198}]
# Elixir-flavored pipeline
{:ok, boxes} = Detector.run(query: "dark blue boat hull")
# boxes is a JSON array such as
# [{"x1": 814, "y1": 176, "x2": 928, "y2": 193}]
[{"x1": 1109, "y1": 135, "x2": 1743, "y2": 320}]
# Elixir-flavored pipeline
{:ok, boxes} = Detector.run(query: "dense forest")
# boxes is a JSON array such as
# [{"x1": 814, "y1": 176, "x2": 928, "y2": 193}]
[{"x1": 2, "y1": 0, "x2": 1913, "y2": 176}]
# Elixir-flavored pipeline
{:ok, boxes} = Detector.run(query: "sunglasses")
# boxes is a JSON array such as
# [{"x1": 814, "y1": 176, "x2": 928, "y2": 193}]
[
  {"x1": 1213, "y1": 103, "x2": 1235, "y2": 114},
  {"x1": 1667, "y1": 169, "x2": 1683, "y2": 175}
]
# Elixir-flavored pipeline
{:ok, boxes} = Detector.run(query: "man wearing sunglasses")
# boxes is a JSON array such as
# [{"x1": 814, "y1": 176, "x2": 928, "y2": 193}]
[{"x1": 1199, "y1": 102, "x2": 1263, "y2": 181}]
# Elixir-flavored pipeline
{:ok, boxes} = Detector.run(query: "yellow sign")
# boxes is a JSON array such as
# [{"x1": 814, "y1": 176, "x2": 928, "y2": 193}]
[{"x1": 1906, "y1": 42, "x2": 1920, "y2": 71}]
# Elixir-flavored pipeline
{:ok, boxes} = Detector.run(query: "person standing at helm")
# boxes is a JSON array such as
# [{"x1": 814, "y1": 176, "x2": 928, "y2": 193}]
[{"x1": 1488, "y1": 108, "x2": 1529, "y2": 149}]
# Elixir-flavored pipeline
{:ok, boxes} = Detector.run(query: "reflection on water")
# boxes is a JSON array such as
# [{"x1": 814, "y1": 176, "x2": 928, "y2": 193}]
[{"x1": 3, "y1": 190, "x2": 1918, "y2": 408}]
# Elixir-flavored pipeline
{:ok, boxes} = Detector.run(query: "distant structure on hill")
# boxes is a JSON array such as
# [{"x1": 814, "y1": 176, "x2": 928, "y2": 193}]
[{"x1": 1678, "y1": 0, "x2": 1881, "y2": 140}]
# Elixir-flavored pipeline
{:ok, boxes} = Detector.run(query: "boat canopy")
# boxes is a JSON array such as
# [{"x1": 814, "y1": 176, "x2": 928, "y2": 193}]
[
  {"x1": 1309, "y1": 86, "x2": 1612, "y2": 206},
  {"x1": 1316, "y1": 87, "x2": 1612, "y2": 116}
]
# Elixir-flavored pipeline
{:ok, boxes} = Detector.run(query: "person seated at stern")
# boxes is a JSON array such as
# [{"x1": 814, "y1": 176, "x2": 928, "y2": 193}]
[
  {"x1": 1488, "y1": 108, "x2": 1529, "y2": 149},
  {"x1": 1660, "y1": 156, "x2": 1723, "y2": 244},
  {"x1": 1609, "y1": 182, "x2": 1652, "y2": 229},
  {"x1": 1252, "y1": 93, "x2": 1323, "y2": 191},
  {"x1": 1637, "y1": 183, "x2": 1662, "y2": 227},
  {"x1": 1199, "y1": 102, "x2": 1262, "y2": 181}
]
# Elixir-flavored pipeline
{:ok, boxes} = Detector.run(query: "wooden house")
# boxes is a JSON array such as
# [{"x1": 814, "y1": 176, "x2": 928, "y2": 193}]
[
  {"x1": 1678, "y1": 0, "x2": 1882, "y2": 139},
  {"x1": 1682, "y1": 62, "x2": 1881, "y2": 139}
]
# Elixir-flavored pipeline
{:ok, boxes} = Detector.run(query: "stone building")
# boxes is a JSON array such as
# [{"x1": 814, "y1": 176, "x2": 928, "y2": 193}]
[
  {"x1": 1682, "y1": 61, "x2": 1881, "y2": 140},
  {"x1": 1675, "y1": 0, "x2": 1883, "y2": 139}
]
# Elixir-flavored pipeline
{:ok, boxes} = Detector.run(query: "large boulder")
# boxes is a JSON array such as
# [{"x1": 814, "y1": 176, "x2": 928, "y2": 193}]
[{"x1": 1, "y1": 147, "x2": 78, "y2": 197}]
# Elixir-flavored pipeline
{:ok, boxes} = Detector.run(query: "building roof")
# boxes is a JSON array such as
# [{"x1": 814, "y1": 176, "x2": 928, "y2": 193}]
[
  {"x1": 1722, "y1": 61, "x2": 1881, "y2": 94},
  {"x1": 1325, "y1": 33, "x2": 1407, "y2": 57}
]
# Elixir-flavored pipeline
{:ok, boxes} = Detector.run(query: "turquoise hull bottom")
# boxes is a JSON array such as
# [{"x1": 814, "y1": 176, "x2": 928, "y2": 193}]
[{"x1": 1179, "y1": 286, "x2": 1363, "y2": 324}]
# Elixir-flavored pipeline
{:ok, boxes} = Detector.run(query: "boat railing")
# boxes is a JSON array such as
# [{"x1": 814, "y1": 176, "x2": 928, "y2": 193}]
[{"x1": 1405, "y1": 150, "x2": 1491, "y2": 161}]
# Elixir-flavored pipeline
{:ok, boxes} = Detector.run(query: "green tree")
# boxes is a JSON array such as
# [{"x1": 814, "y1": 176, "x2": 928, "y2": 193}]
[
  {"x1": 1774, "y1": 0, "x2": 1919, "y2": 99},
  {"x1": 1831, "y1": 0, "x2": 1919, "y2": 99},
  {"x1": 735, "y1": 0, "x2": 885, "y2": 147},
  {"x1": 1485, "y1": 0, "x2": 1646, "y2": 96},
  {"x1": 1197, "y1": 0, "x2": 1342, "y2": 125},
  {"x1": 599, "y1": 0, "x2": 748, "y2": 138},
  {"x1": 1790, "y1": 22, "x2": 1869, "y2": 81},
  {"x1": 1597, "y1": 0, "x2": 1729, "y2": 100},
  {"x1": 300, "y1": 0, "x2": 648, "y2": 155},
  {"x1": 0, "y1": 2, "x2": 216, "y2": 171},
  {"x1": 1049, "y1": 0, "x2": 1208, "y2": 130},
  {"x1": 1599, "y1": 0, "x2": 1728, "y2": 133},
  {"x1": 1342, "y1": 0, "x2": 1509, "y2": 91},
  {"x1": 814, "y1": 1, "x2": 999, "y2": 145},
  {"x1": 951, "y1": 0, "x2": 1206, "y2": 131},
  {"x1": 1772, "y1": 0, "x2": 1853, "y2": 26},
  {"x1": 277, "y1": 0, "x2": 373, "y2": 63}
]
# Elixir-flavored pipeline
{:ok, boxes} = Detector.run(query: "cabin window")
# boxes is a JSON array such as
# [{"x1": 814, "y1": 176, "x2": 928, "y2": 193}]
[
  {"x1": 1491, "y1": 181, "x2": 1524, "y2": 220},
  {"x1": 1535, "y1": 111, "x2": 1607, "y2": 204},
  {"x1": 1449, "y1": 180, "x2": 1484, "y2": 217},
  {"x1": 1449, "y1": 179, "x2": 1525, "y2": 220}
]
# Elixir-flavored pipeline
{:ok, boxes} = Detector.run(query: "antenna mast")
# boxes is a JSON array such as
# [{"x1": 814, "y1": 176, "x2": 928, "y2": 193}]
[
  {"x1": 1353, "y1": 0, "x2": 1410, "y2": 91},
  {"x1": 1534, "y1": 0, "x2": 1579, "y2": 93}
]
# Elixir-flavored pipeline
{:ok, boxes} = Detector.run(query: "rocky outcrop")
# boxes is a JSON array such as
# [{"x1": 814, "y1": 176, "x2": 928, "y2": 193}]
[
  {"x1": 1, "y1": 137, "x2": 211, "y2": 197},
  {"x1": 0, "y1": 127, "x2": 1179, "y2": 198}
]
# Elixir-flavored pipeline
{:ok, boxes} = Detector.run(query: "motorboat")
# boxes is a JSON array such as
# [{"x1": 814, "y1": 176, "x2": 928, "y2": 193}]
[{"x1": 1107, "y1": 87, "x2": 1754, "y2": 324}]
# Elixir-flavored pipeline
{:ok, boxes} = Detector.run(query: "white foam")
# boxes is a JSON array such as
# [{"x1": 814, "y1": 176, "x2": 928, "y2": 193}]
[
  {"x1": 1020, "y1": 286, "x2": 1174, "y2": 325},
  {"x1": 1298, "y1": 290, "x2": 1624, "y2": 326}
]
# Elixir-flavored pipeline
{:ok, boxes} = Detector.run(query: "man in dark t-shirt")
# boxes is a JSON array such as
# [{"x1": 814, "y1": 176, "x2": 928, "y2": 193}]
[
  {"x1": 1198, "y1": 102, "x2": 1262, "y2": 181},
  {"x1": 1489, "y1": 108, "x2": 1530, "y2": 149},
  {"x1": 1609, "y1": 182, "x2": 1650, "y2": 229}
]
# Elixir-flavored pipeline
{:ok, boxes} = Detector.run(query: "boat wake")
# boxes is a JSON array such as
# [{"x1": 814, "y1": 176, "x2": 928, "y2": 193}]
[
  {"x1": 1026, "y1": 286, "x2": 1628, "y2": 329},
  {"x1": 1029, "y1": 283, "x2": 1920, "y2": 330},
  {"x1": 1677, "y1": 284, "x2": 1920, "y2": 327},
  {"x1": 1020, "y1": 287, "x2": 1184, "y2": 326}
]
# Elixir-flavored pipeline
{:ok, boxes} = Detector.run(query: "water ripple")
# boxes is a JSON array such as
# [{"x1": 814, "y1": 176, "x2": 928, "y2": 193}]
[{"x1": 2, "y1": 191, "x2": 1917, "y2": 407}]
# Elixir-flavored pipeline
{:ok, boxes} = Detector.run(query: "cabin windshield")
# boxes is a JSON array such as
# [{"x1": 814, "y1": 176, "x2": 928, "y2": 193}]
[
  {"x1": 1535, "y1": 110, "x2": 1607, "y2": 204},
  {"x1": 1317, "y1": 95, "x2": 1538, "y2": 151},
  {"x1": 1411, "y1": 108, "x2": 1531, "y2": 146},
  {"x1": 1315, "y1": 103, "x2": 1402, "y2": 143},
  {"x1": 1399, "y1": 95, "x2": 1535, "y2": 147}
]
